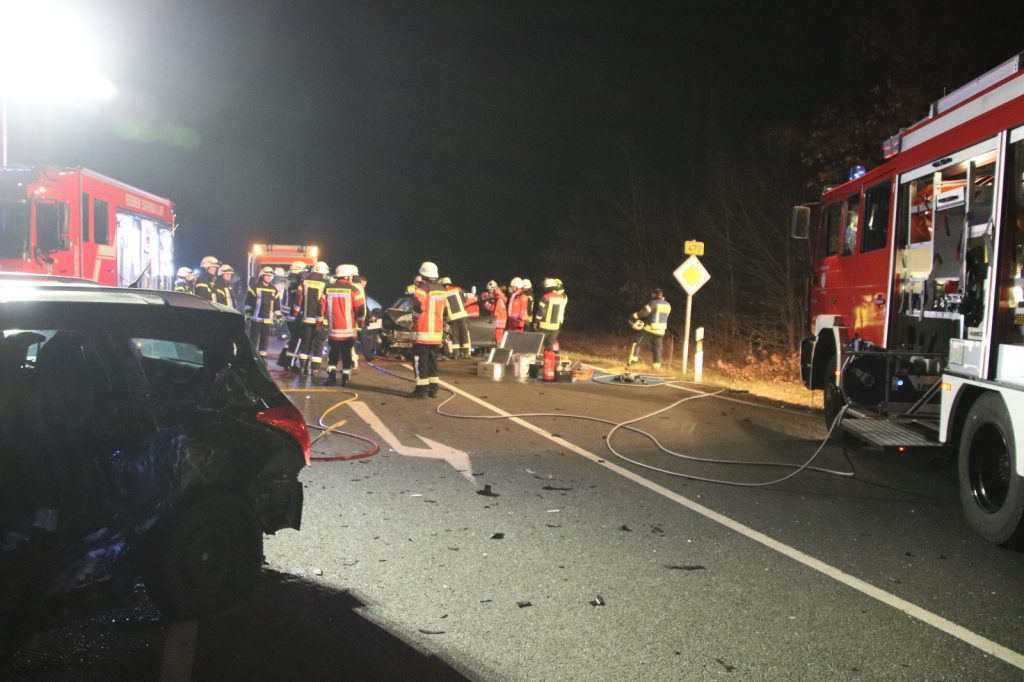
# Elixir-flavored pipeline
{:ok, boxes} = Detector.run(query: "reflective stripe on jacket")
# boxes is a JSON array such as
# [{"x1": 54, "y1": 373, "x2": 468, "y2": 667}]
[
  {"x1": 298, "y1": 275, "x2": 327, "y2": 323},
  {"x1": 535, "y1": 291, "x2": 567, "y2": 331},
  {"x1": 323, "y1": 280, "x2": 366, "y2": 340},
  {"x1": 634, "y1": 299, "x2": 671, "y2": 335},
  {"x1": 444, "y1": 285, "x2": 469, "y2": 320},
  {"x1": 508, "y1": 291, "x2": 529, "y2": 324},
  {"x1": 247, "y1": 285, "x2": 281, "y2": 321},
  {"x1": 413, "y1": 281, "x2": 447, "y2": 344}
]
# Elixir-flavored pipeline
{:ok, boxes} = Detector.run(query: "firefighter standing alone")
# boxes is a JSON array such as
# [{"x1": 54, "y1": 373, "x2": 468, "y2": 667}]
[
  {"x1": 628, "y1": 288, "x2": 671, "y2": 369},
  {"x1": 410, "y1": 261, "x2": 446, "y2": 398},
  {"x1": 533, "y1": 277, "x2": 567, "y2": 350}
]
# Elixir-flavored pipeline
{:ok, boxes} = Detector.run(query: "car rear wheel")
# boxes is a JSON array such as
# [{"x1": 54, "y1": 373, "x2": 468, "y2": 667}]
[
  {"x1": 958, "y1": 393, "x2": 1024, "y2": 548},
  {"x1": 142, "y1": 493, "x2": 263, "y2": 620}
]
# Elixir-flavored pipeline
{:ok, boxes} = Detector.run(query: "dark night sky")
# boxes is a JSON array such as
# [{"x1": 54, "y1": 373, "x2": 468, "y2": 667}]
[{"x1": 7, "y1": 1, "x2": 1022, "y2": 297}]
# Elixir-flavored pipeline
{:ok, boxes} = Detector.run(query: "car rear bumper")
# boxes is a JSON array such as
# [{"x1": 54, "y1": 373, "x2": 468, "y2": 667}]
[{"x1": 255, "y1": 478, "x2": 303, "y2": 533}]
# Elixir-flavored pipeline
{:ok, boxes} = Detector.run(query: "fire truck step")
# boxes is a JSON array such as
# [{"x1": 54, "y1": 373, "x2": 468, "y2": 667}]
[{"x1": 841, "y1": 418, "x2": 944, "y2": 448}]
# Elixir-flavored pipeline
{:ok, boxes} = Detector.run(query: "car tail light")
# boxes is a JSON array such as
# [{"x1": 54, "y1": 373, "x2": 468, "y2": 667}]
[{"x1": 256, "y1": 405, "x2": 311, "y2": 465}]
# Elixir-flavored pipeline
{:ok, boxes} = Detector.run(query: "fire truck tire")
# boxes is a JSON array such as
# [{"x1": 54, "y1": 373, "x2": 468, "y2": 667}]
[
  {"x1": 823, "y1": 356, "x2": 845, "y2": 430},
  {"x1": 958, "y1": 393, "x2": 1024, "y2": 548},
  {"x1": 142, "y1": 493, "x2": 263, "y2": 620}
]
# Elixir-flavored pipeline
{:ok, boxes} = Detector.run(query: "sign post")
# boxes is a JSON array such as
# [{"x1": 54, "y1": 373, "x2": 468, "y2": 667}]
[{"x1": 672, "y1": 252, "x2": 710, "y2": 378}]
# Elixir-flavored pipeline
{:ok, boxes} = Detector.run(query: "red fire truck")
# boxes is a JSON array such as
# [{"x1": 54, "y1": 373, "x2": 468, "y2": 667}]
[
  {"x1": 794, "y1": 54, "x2": 1024, "y2": 547},
  {"x1": 246, "y1": 243, "x2": 320, "y2": 283},
  {"x1": 0, "y1": 167, "x2": 175, "y2": 288}
]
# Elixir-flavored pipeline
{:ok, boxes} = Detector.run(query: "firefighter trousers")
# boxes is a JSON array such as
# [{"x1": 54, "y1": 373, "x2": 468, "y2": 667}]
[
  {"x1": 449, "y1": 318, "x2": 471, "y2": 352},
  {"x1": 327, "y1": 339, "x2": 356, "y2": 371},
  {"x1": 412, "y1": 344, "x2": 440, "y2": 386},
  {"x1": 248, "y1": 320, "x2": 273, "y2": 356},
  {"x1": 629, "y1": 331, "x2": 663, "y2": 364}
]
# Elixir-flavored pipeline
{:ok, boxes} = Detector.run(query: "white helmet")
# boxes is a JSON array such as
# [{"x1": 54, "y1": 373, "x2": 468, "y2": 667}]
[
  {"x1": 418, "y1": 261, "x2": 439, "y2": 279},
  {"x1": 335, "y1": 263, "x2": 357, "y2": 278},
  {"x1": 313, "y1": 261, "x2": 330, "y2": 275},
  {"x1": 260, "y1": 266, "x2": 275, "y2": 277},
  {"x1": 218, "y1": 264, "x2": 234, "y2": 275},
  {"x1": 290, "y1": 260, "x2": 307, "y2": 274},
  {"x1": 176, "y1": 266, "x2": 192, "y2": 277},
  {"x1": 486, "y1": 280, "x2": 497, "y2": 290},
  {"x1": 438, "y1": 276, "x2": 452, "y2": 285},
  {"x1": 510, "y1": 276, "x2": 523, "y2": 289},
  {"x1": 522, "y1": 278, "x2": 532, "y2": 290},
  {"x1": 542, "y1": 277, "x2": 557, "y2": 289},
  {"x1": 200, "y1": 256, "x2": 220, "y2": 269},
  {"x1": 274, "y1": 267, "x2": 286, "y2": 277}
]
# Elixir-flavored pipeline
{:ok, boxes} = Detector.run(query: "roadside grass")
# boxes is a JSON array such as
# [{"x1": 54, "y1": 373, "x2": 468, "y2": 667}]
[{"x1": 558, "y1": 330, "x2": 823, "y2": 412}]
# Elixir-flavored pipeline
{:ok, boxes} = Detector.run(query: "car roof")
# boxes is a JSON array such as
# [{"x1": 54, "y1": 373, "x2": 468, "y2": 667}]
[{"x1": 0, "y1": 277, "x2": 237, "y2": 313}]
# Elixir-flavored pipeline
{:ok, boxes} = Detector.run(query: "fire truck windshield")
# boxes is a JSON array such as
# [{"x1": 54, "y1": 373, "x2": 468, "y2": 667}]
[{"x1": 0, "y1": 202, "x2": 30, "y2": 259}]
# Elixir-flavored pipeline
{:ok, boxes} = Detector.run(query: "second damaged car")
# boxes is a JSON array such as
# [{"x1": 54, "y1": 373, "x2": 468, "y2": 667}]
[{"x1": 0, "y1": 277, "x2": 309, "y2": 626}]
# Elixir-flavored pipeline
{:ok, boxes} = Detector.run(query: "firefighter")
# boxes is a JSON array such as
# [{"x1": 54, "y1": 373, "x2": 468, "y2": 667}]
[
  {"x1": 482, "y1": 280, "x2": 508, "y2": 346},
  {"x1": 278, "y1": 260, "x2": 307, "y2": 368},
  {"x1": 507, "y1": 276, "x2": 529, "y2": 333},
  {"x1": 410, "y1": 261, "x2": 446, "y2": 398},
  {"x1": 533, "y1": 277, "x2": 567, "y2": 350},
  {"x1": 173, "y1": 266, "x2": 196, "y2": 294},
  {"x1": 322, "y1": 264, "x2": 365, "y2": 386},
  {"x1": 213, "y1": 264, "x2": 236, "y2": 308},
  {"x1": 521, "y1": 278, "x2": 535, "y2": 325},
  {"x1": 294, "y1": 261, "x2": 330, "y2": 374},
  {"x1": 193, "y1": 256, "x2": 220, "y2": 301},
  {"x1": 627, "y1": 288, "x2": 671, "y2": 369},
  {"x1": 440, "y1": 276, "x2": 472, "y2": 358},
  {"x1": 246, "y1": 266, "x2": 283, "y2": 359}
]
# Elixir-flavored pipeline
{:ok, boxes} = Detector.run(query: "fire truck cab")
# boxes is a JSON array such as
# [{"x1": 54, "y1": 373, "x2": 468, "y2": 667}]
[
  {"x1": 247, "y1": 244, "x2": 319, "y2": 282},
  {"x1": 0, "y1": 167, "x2": 175, "y2": 289},
  {"x1": 794, "y1": 54, "x2": 1024, "y2": 547}
]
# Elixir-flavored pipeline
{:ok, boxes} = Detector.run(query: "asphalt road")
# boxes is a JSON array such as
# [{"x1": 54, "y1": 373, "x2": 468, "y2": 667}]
[{"x1": 5, "y1": 353, "x2": 1024, "y2": 681}]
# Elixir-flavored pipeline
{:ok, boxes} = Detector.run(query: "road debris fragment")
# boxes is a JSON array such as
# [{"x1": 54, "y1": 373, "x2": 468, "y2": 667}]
[
  {"x1": 590, "y1": 595, "x2": 605, "y2": 606},
  {"x1": 517, "y1": 601, "x2": 533, "y2": 608},
  {"x1": 476, "y1": 484, "x2": 499, "y2": 497},
  {"x1": 490, "y1": 532, "x2": 505, "y2": 539},
  {"x1": 664, "y1": 564, "x2": 705, "y2": 571}
]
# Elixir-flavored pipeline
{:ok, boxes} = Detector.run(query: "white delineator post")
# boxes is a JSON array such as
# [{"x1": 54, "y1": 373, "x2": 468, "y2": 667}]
[{"x1": 694, "y1": 326, "x2": 704, "y2": 383}]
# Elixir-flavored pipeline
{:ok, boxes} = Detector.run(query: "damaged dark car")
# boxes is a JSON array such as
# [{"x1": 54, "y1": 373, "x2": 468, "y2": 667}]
[{"x1": 0, "y1": 278, "x2": 308, "y2": 630}]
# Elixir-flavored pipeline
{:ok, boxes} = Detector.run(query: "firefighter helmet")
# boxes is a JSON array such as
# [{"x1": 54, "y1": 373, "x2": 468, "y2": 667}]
[
  {"x1": 486, "y1": 280, "x2": 497, "y2": 290},
  {"x1": 418, "y1": 261, "x2": 439, "y2": 279},
  {"x1": 260, "y1": 266, "x2": 275, "y2": 277},
  {"x1": 554, "y1": 278, "x2": 563, "y2": 289},
  {"x1": 335, "y1": 263, "x2": 357, "y2": 278},
  {"x1": 522, "y1": 278, "x2": 532, "y2": 290},
  {"x1": 510, "y1": 276, "x2": 523, "y2": 289},
  {"x1": 176, "y1": 266, "x2": 192, "y2": 278},
  {"x1": 312, "y1": 261, "x2": 330, "y2": 275},
  {"x1": 438, "y1": 276, "x2": 452, "y2": 285},
  {"x1": 200, "y1": 256, "x2": 220, "y2": 269},
  {"x1": 274, "y1": 267, "x2": 286, "y2": 278},
  {"x1": 289, "y1": 260, "x2": 307, "y2": 274},
  {"x1": 218, "y1": 264, "x2": 234, "y2": 275},
  {"x1": 542, "y1": 277, "x2": 557, "y2": 289}
]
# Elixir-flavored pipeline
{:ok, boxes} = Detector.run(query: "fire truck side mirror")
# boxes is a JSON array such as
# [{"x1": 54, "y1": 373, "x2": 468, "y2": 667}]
[{"x1": 790, "y1": 205, "x2": 811, "y2": 240}]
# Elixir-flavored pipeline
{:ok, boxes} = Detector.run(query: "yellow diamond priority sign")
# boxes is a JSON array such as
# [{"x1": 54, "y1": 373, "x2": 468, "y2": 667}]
[{"x1": 673, "y1": 255, "x2": 710, "y2": 296}]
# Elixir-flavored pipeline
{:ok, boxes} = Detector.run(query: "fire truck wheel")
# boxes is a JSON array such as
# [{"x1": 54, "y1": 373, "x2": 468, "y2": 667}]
[
  {"x1": 958, "y1": 393, "x2": 1024, "y2": 548},
  {"x1": 823, "y1": 356, "x2": 845, "y2": 430},
  {"x1": 142, "y1": 493, "x2": 263, "y2": 620}
]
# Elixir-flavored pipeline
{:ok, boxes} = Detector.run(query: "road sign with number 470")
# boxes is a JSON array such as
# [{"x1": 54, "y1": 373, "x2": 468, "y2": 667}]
[{"x1": 684, "y1": 240, "x2": 704, "y2": 256}]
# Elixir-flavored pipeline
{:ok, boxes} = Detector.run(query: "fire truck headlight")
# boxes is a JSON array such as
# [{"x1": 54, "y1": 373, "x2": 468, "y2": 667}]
[
  {"x1": 309, "y1": 246, "x2": 319, "y2": 259},
  {"x1": 1011, "y1": 286, "x2": 1023, "y2": 306},
  {"x1": 253, "y1": 244, "x2": 264, "y2": 255}
]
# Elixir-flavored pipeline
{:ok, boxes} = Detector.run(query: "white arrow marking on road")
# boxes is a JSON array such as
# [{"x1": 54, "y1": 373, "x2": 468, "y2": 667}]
[{"x1": 348, "y1": 401, "x2": 475, "y2": 483}]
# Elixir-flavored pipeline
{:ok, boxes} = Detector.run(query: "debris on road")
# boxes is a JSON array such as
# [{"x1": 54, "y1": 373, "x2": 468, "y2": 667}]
[
  {"x1": 476, "y1": 484, "x2": 499, "y2": 497},
  {"x1": 665, "y1": 564, "x2": 705, "y2": 571},
  {"x1": 490, "y1": 532, "x2": 505, "y2": 539},
  {"x1": 714, "y1": 657, "x2": 736, "y2": 672},
  {"x1": 619, "y1": 525, "x2": 632, "y2": 532},
  {"x1": 542, "y1": 485, "x2": 572, "y2": 491},
  {"x1": 419, "y1": 629, "x2": 446, "y2": 635},
  {"x1": 590, "y1": 595, "x2": 605, "y2": 606},
  {"x1": 517, "y1": 601, "x2": 533, "y2": 608}
]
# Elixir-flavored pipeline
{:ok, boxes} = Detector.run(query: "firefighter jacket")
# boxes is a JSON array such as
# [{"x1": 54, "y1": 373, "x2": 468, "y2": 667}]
[
  {"x1": 412, "y1": 280, "x2": 447, "y2": 345},
  {"x1": 173, "y1": 278, "x2": 194, "y2": 295},
  {"x1": 297, "y1": 274, "x2": 327, "y2": 324},
  {"x1": 213, "y1": 279, "x2": 234, "y2": 308},
  {"x1": 535, "y1": 290, "x2": 567, "y2": 331},
  {"x1": 632, "y1": 298, "x2": 671, "y2": 336},
  {"x1": 322, "y1": 279, "x2": 365, "y2": 340},
  {"x1": 483, "y1": 290, "x2": 508, "y2": 328},
  {"x1": 508, "y1": 291, "x2": 530, "y2": 326},
  {"x1": 193, "y1": 272, "x2": 217, "y2": 302},
  {"x1": 443, "y1": 284, "x2": 469, "y2": 321},
  {"x1": 352, "y1": 280, "x2": 368, "y2": 328},
  {"x1": 524, "y1": 290, "x2": 535, "y2": 323},
  {"x1": 246, "y1": 283, "x2": 282, "y2": 322},
  {"x1": 284, "y1": 273, "x2": 303, "y2": 320}
]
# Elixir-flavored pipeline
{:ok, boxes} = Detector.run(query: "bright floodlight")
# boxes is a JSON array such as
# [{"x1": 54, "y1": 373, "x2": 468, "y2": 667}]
[{"x1": 0, "y1": 0, "x2": 116, "y2": 102}]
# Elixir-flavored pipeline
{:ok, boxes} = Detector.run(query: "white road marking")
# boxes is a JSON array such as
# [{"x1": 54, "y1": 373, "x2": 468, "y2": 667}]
[
  {"x1": 159, "y1": 620, "x2": 197, "y2": 682},
  {"x1": 349, "y1": 400, "x2": 475, "y2": 483},
  {"x1": 438, "y1": 377, "x2": 1024, "y2": 671}
]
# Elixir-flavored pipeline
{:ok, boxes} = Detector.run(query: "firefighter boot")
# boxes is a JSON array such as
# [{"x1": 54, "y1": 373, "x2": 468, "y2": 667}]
[
  {"x1": 409, "y1": 385, "x2": 429, "y2": 399},
  {"x1": 341, "y1": 370, "x2": 350, "y2": 387},
  {"x1": 427, "y1": 383, "x2": 439, "y2": 398},
  {"x1": 323, "y1": 370, "x2": 337, "y2": 386}
]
